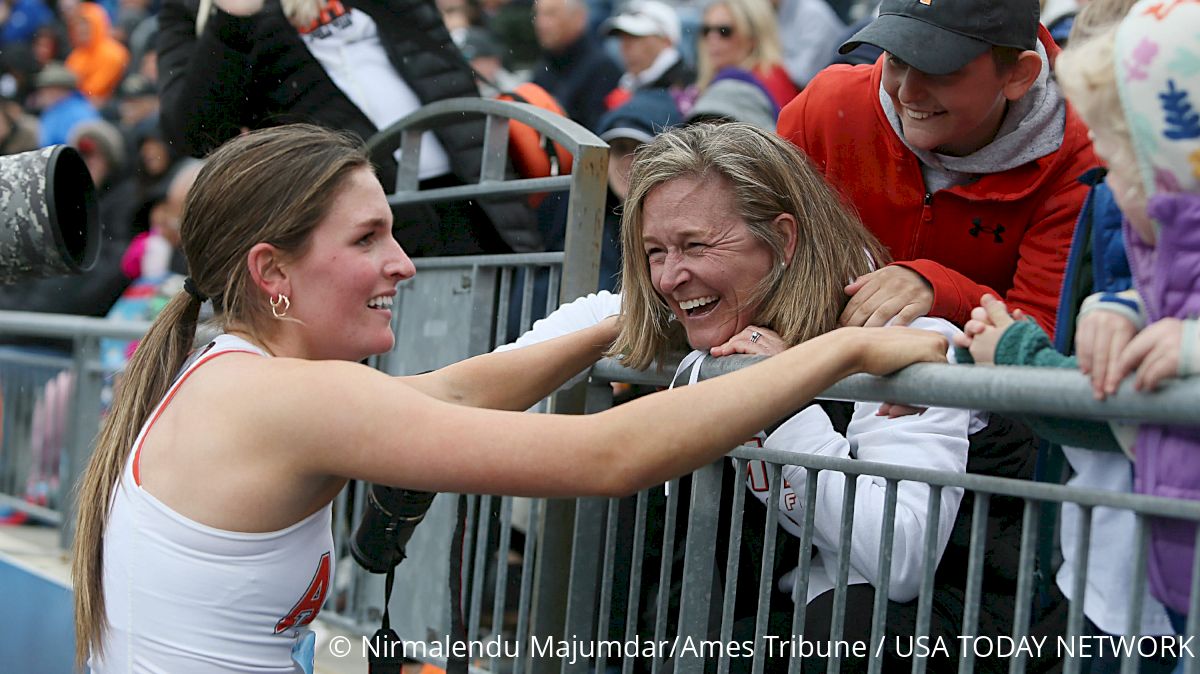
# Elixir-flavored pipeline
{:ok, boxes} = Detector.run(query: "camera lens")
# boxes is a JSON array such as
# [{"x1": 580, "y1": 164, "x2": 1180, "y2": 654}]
[{"x1": 350, "y1": 485, "x2": 437, "y2": 574}]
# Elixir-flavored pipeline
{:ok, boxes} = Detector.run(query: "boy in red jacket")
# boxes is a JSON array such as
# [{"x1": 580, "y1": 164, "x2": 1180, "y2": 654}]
[{"x1": 778, "y1": 0, "x2": 1098, "y2": 340}]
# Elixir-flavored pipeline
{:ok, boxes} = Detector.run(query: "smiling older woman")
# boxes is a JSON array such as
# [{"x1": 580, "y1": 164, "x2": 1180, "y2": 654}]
[{"x1": 501, "y1": 122, "x2": 1032, "y2": 671}]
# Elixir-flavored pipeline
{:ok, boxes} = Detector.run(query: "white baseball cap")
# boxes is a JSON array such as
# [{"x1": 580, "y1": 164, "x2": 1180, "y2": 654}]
[{"x1": 602, "y1": 0, "x2": 681, "y2": 45}]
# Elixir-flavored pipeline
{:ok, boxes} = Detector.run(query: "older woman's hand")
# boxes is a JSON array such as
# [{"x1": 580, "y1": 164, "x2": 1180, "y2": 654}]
[
  {"x1": 841, "y1": 266, "x2": 934, "y2": 328},
  {"x1": 710, "y1": 325, "x2": 785, "y2": 357}
]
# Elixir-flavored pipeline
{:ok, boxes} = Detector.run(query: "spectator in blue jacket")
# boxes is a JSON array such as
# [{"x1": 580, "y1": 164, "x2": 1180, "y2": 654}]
[{"x1": 32, "y1": 61, "x2": 99, "y2": 146}]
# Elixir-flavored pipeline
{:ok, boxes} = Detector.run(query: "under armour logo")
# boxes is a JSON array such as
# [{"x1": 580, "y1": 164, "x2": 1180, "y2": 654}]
[{"x1": 969, "y1": 218, "x2": 1005, "y2": 243}]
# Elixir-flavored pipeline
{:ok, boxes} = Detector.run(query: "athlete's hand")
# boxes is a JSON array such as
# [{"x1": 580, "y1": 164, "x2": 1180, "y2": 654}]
[
  {"x1": 841, "y1": 266, "x2": 934, "y2": 328},
  {"x1": 1076, "y1": 309, "x2": 1138, "y2": 400},
  {"x1": 845, "y1": 326, "x2": 949, "y2": 377},
  {"x1": 597, "y1": 314, "x2": 621, "y2": 347}
]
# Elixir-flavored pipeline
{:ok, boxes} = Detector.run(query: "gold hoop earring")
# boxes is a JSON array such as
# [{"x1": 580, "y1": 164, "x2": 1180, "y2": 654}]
[{"x1": 270, "y1": 293, "x2": 290, "y2": 319}]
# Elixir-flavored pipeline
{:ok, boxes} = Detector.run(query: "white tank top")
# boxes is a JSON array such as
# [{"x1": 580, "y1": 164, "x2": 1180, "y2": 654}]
[{"x1": 92, "y1": 334, "x2": 335, "y2": 674}]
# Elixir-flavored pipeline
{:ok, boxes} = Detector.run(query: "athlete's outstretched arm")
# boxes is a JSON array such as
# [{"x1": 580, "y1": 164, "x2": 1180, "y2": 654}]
[
  {"x1": 399, "y1": 316, "x2": 620, "y2": 411},
  {"x1": 241, "y1": 326, "x2": 947, "y2": 497}
]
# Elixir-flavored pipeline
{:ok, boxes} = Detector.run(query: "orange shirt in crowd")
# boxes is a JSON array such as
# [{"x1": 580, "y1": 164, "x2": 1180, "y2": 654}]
[{"x1": 66, "y1": 3, "x2": 130, "y2": 105}]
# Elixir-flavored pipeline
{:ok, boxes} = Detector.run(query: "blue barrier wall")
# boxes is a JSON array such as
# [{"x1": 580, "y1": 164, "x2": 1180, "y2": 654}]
[{"x1": 0, "y1": 554, "x2": 77, "y2": 674}]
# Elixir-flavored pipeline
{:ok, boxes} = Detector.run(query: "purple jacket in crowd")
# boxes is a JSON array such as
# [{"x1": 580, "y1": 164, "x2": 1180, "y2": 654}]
[{"x1": 1126, "y1": 193, "x2": 1200, "y2": 615}]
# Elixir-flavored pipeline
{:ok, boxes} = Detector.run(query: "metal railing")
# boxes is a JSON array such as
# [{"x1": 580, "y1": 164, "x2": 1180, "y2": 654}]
[
  {"x1": 556, "y1": 360, "x2": 1200, "y2": 674},
  {"x1": 0, "y1": 313, "x2": 148, "y2": 547}
]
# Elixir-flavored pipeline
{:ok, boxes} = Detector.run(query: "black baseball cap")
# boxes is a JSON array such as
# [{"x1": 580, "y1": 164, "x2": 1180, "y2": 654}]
[{"x1": 839, "y1": 0, "x2": 1040, "y2": 76}]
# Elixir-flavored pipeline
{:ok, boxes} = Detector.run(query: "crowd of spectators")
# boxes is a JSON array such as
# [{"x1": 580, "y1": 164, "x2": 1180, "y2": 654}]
[
  {"x1": 0, "y1": 0, "x2": 178, "y2": 330},
  {"x1": 0, "y1": 0, "x2": 866, "y2": 325}
]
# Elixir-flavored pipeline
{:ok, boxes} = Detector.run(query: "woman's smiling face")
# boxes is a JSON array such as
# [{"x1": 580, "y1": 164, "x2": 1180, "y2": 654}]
[
  {"x1": 282, "y1": 167, "x2": 416, "y2": 361},
  {"x1": 641, "y1": 173, "x2": 775, "y2": 350}
]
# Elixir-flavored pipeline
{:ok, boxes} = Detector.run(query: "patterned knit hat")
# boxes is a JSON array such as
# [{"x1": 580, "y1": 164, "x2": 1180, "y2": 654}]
[{"x1": 1115, "y1": 0, "x2": 1200, "y2": 201}]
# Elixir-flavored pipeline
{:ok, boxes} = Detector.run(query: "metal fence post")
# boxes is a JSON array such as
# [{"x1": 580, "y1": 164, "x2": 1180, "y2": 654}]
[
  {"x1": 674, "y1": 460, "x2": 725, "y2": 674},
  {"x1": 59, "y1": 333, "x2": 102, "y2": 549}
]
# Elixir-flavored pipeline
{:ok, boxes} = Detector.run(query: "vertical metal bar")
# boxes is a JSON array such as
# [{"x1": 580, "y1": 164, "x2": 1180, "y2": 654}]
[
  {"x1": 468, "y1": 264, "x2": 500, "y2": 357},
  {"x1": 1064, "y1": 506, "x2": 1094, "y2": 674},
  {"x1": 60, "y1": 335, "x2": 102, "y2": 548},
  {"x1": 720, "y1": 458, "x2": 748, "y2": 674},
  {"x1": 393, "y1": 128, "x2": 423, "y2": 192},
  {"x1": 560, "y1": 140, "x2": 608, "y2": 304},
  {"x1": 0, "y1": 367, "x2": 12, "y2": 495},
  {"x1": 495, "y1": 267, "x2": 513, "y2": 347},
  {"x1": 462, "y1": 494, "x2": 479, "y2": 609},
  {"x1": 911, "y1": 486, "x2": 943, "y2": 674},
  {"x1": 491, "y1": 496, "x2": 515, "y2": 673},
  {"x1": 676, "y1": 461, "x2": 725, "y2": 674},
  {"x1": 787, "y1": 468, "x2": 821, "y2": 674},
  {"x1": 1120, "y1": 515, "x2": 1150, "y2": 674},
  {"x1": 327, "y1": 484, "x2": 352, "y2": 617},
  {"x1": 826, "y1": 476, "x2": 859, "y2": 674},
  {"x1": 752, "y1": 464, "x2": 783, "y2": 674},
  {"x1": 958, "y1": 493, "x2": 991, "y2": 674},
  {"x1": 652, "y1": 480, "x2": 681, "y2": 674},
  {"x1": 469, "y1": 494, "x2": 494, "y2": 642},
  {"x1": 515, "y1": 497, "x2": 543, "y2": 674},
  {"x1": 349, "y1": 482, "x2": 373, "y2": 626},
  {"x1": 562, "y1": 497, "x2": 607, "y2": 674},
  {"x1": 867, "y1": 479, "x2": 900, "y2": 674},
  {"x1": 1184, "y1": 529, "x2": 1200, "y2": 674},
  {"x1": 622, "y1": 490, "x2": 651, "y2": 674},
  {"x1": 546, "y1": 266, "x2": 562, "y2": 317},
  {"x1": 1009, "y1": 500, "x2": 1040, "y2": 674},
  {"x1": 479, "y1": 113, "x2": 511, "y2": 183},
  {"x1": 596, "y1": 497, "x2": 621, "y2": 674},
  {"x1": 3, "y1": 365, "x2": 26, "y2": 497},
  {"x1": 520, "y1": 266, "x2": 536, "y2": 334}
]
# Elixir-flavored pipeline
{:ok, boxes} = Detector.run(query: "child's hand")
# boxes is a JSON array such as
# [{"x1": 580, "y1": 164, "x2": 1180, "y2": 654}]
[
  {"x1": 1113, "y1": 318, "x2": 1184, "y2": 393},
  {"x1": 1076, "y1": 310, "x2": 1138, "y2": 400},
  {"x1": 952, "y1": 294, "x2": 1016, "y2": 365}
]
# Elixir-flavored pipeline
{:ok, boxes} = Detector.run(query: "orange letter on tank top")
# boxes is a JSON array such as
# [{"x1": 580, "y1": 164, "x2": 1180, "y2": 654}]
[{"x1": 275, "y1": 552, "x2": 332, "y2": 633}]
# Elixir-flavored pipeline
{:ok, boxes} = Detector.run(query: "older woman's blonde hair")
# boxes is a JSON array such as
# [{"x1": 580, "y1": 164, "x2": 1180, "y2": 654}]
[
  {"x1": 612, "y1": 122, "x2": 890, "y2": 370},
  {"x1": 696, "y1": 0, "x2": 785, "y2": 90}
]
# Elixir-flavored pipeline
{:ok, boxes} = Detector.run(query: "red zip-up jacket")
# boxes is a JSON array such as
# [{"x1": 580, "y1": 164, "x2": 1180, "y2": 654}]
[{"x1": 777, "y1": 29, "x2": 1098, "y2": 340}]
